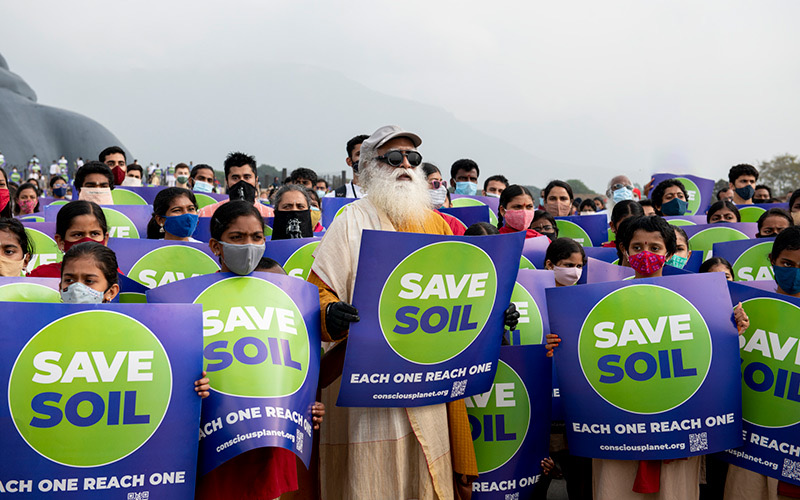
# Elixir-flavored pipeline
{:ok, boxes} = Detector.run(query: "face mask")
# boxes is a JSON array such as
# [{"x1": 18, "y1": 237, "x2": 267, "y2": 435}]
[
  {"x1": 485, "y1": 192, "x2": 501, "y2": 199},
  {"x1": 612, "y1": 187, "x2": 634, "y2": 203},
  {"x1": 429, "y1": 185, "x2": 448, "y2": 209},
  {"x1": 735, "y1": 185, "x2": 755, "y2": 201},
  {"x1": 164, "y1": 213, "x2": 199, "y2": 238},
  {"x1": 455, "y1": 181, "x2": 478, "y2": 196},
  {"x1": 218, "y1": 241, "x2": 265, "y2": 276},
  {"x1": 540, "y1": 231, "x2": 556, "y2": 241},
  {"x1": 504, "y1": 209, "x2": 535, "y2": 231},
  {"x1": 121, "y1": 176, "x2": 142, "y2": 187},
  {"x1": 176, "y1": 175, "x2": 189, "y2": 185},
  {"x1": 628, "y1": 250, "x2": 667, "y2": 276},
  {"x1": 60, "y1": 282, "x2": 105, "y2": 304},
  {"x1": 79, "y1": 187, "x2": 113, "y2": 205},
  {"x1": 18, "y1": 199, "x2": 37, "y2": 214},
  {"x1": 351, "y1": 160, "x2": 359, "y2": 174},
  {"x1": 553, "y1": 265, "x2": 582, "y2": 286},
  {"x1": 666, "y1": 254, "x2": 688, "y2": 269},
  {"x1": 272, "y1": 209, "x2": 314, "y2": 240},
  {"x1": 0, "y1": 189, "x2": 10, "y2": 212},
  {"x1": 538, "y1": 197, "x2": 544, "y2": 207},
  {"x1": 660, "y1": 197, "x2": 688, "y2": 216},
  {"x1": 315, "y1": 190, "x2": 326, "y2": 199},
  {"x1": 0, "y1": 254, "x2": 26, "y2": 277},
  {"x1": 194, "y1": 180, "x2": 213, "y2": 193},
  {"x1": 228, "y1": 180, "x2": 257, "y2": 203},
  {"x1": 111, "y1": 166, "x2": 126, "y2": 185},
  {"x1": 53, "y1": 185, "x2": 68, "y2": 198},
  {"x1": 63, "y1": 236, "x2": 103, "y2": 253},
  {"x1": 773, "y1": 266, "x2": 800, "y2": 295},
  {"x1": 310, "y1": 206, "x2": 322, "y2": 228}
]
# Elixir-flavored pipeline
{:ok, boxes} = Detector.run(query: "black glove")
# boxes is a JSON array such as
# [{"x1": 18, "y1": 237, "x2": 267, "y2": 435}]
[
  {"x1": 504, "y1": 303, "x2": 520, "y2": 331},
  {"x1": 326, "y1": 301, "x2": 360, "y2": 340}
]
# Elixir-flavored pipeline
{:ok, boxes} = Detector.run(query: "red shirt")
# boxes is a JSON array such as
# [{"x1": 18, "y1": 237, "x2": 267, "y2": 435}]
[
  {"x1": 197, "y1": 447, "x2": 298, "y2": 500},
  {"x1": 28, "y1": 262, "x2": 62, "y2": 278},
  {"x1": 435, "y1": 211, "x2": 466, "y2": 236}
]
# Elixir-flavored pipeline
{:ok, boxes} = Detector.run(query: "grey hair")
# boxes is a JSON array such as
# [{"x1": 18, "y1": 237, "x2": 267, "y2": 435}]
[{"x1": 271, "y1": 183, "x2": 311, "y2": 207}]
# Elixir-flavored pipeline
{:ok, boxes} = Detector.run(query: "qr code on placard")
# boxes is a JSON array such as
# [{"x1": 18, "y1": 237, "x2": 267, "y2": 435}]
[
  {"x1": 690, "y1": 432, "x2": 708, "y2": 452},
  {"x1": 782, "y1": 459, "x2": 800, "y2": 481},
  {"x1": 295, "y1": 429, "x2": 304, "y2": 453},
  {"x1": 450, "y1": 379, "x2": 467, "y2": 398},
  {"x1": 127, "y1": 493, "x2": 149, "y2": 500},
  {"x1": 505, "y1": 493, "x2": 519, "y2": 500}
]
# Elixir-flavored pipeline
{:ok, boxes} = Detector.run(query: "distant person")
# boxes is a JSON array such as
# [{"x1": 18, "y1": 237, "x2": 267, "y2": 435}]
[
  {"x1": 450, "y1": 158, "x2": 480, "y2": 196},
  {"x1": 99, "y1": 146, "x2": 127, "y2": 186},
  {"x1": 48, "y1": 159, "x2": 59, "y2": 180},
  {"x1": 50, "y1": 175, "x2": 69, "y2": 200},
  {"x1": 753, "y1": 184, "x2": 772, "y2": 204},
  {"x1": 315, "y1": 179, "x2": 329, "y2": 198},
  {"x1": 328, "y1": 134, "x2": 368, "y2": 198},
  {"x1": 58, "y1": 155, "x2": 68, "y2": 177},
  {"x1": 605, "y1": 175, "x2": 635, "y2": 212},
  {"x1": 289, "y1": 167, "x2": 318, "y2": 190},
  {"x1": 198, "y1": 152, "x2": 274, "y2": 217},
  {"x1": 639, "y1": 198, "x2": 656, "y2": 216},
  {"x1": 175, "y1": 163, "x2": 191, "y2": 189},
  {"x1": 717, "y1": 187, "x2": 734, "y2": 202},
  {"x1": 728, "y1": 163, "x2": 759, "y2": 205},
  {"x1": 543, "y1": 180, "x2": 574, "y2": 217},
  {"x1": 482, "y1": 174, "x2": 508, "y2": 198},
  {"x1": 122, "y1": 164, "x2": 144, "y2": 186}
]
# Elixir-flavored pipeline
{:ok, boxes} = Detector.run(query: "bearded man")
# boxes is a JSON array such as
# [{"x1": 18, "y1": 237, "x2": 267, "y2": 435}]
[{"x1": 309, "y1": 126, "x2": 490, "y2": 499}]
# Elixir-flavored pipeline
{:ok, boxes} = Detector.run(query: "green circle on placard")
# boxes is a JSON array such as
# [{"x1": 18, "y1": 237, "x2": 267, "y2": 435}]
[
  {"x1": 263, "y1": 223, "x2": 273, "y2": 237},
  {"x1": 379, "y1": 241, "x2": 498, "y2": 364},
  {"x1": 195, "y1": 277, "x2": 310, "y2": 397},
  {"x1": 18, "y1": 215, "x2": 45, "y2": 223},
  {"x1": 578, "y1": 285, "x2": 712, "y2": 414},
  {"x1": 732, "y1": 242, "x2": 774, "y2": 281},
  {"x1": 283, "y1": 241, "x2": 320, "y2": 279},
  {"x1": 102, "y1": 208, "x2": 140, "y2": 239},
  {"x1": 119, "y1": 293, "x2": 148, "y2": 303},
  {"x1": 129, "y1": 246, "x2": 220, "y2": 288},
  {"x1": 194, "y1": 193, "x2": 218, "y2": 210},
  {"x1": 8, "y1": 310, "x2": 172, "y2": 466},
  {"x1": 110, "y1": 189, "x2": 148, "y2": 205},
  {"x1": 0, "y1": 283, "x2": 60, "y2": 302},
  {"x1": 450, "y1": 198, "x2": 499, "y2": 225},
  {"x1": 555, "y1": 220, "x2": 593, "y2": 247},
  {"x1": 688, "y1": 227, "x2": 749, "y2": 259},
  {"x1": 667, "y1": 219, "x2": 696, "y2": 227},
  {"x1": 24, "y1": 228, "x2": 63, "y2": 272},
  {"x1": 48, "y1": 200, "x2": 69, "y2": 206},
  {"x1": 739, "y1": 298, "x2": 800, "y2": 427},
  {"x1": 467, "y1": 360, "x2": 530, "y2": 473},
  {"x1": 509, "y1": 282, "x2": 543, "y2": 345},
  {"x1": 673, "y1": 177, "x2": 702, "y2": 215},
  {"x1": 739, "y1": 206, "x2": 766, "y2": 224},
  {"x1": 519, "y1": 256, "x2": 535, "y2": 270}
]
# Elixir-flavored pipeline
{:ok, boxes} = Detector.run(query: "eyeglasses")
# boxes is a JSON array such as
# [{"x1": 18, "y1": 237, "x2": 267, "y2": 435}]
[
  {"x1": 532, "y1": 225, "x2": 555, "y2": 232},
  {"x1": 429, "y1": 179, "x2": 446, "y2": 189},
  {"x1": 611, "y1": 183, "x2": 633, "y2": 191},
  {"x1": 376, "y1": 150, "x2": 423, "y2": 167}
]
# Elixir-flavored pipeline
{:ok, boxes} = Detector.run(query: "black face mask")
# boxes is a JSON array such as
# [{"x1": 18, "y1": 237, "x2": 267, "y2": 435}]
[
  {"x1": 540, "y1": 231, "x2": 557, "y2": 241},
  {"x1": 228, "y1": 180, "x2": 257, "y2": 203},
  {"x1": 271, "y1": 209, "x2": 313, "y2": 240},
  {"x1": 351, "y1": 160, "x2": 359, "y2": 174}
]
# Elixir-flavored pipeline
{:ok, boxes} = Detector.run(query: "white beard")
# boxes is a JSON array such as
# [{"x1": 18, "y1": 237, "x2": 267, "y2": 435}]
[{"x1": 360, "y1": 163, "x2": 431, "y2": 227}]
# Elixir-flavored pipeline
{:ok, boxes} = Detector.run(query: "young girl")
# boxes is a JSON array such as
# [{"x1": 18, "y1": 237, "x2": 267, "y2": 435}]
[
  {"x1": 422, "y1": 162, "x2": 464, "y2": 235},
  {"x1": 0, "y1": 218, "x2": 32, "y2": 277},
  {"x1": 755, "y1": 207, "x2": 793, "y2": 239},
  {"x1": 544, "y1": 237, "x2": 586, "y2": 287},
  {"x1": 531, "y1": 210, "x2": 558, "y2": 240},
  {"x1": 0, "y1": 168, "x2": 12, "y2": 219},
  {"x1": 29, "y1": 201, "x2": 109, "y2": 278},
  {"x1": 603, "y1": 200, "x2": 644, "y2": 247},
  {"x1": 699, "y1": 257, "x2": 734, "y2": 281},
  {"x1": 146, "y1": 187, "x2": 200, "y2": 241},
  {"x1": 208, "y1": 200, "x2": 266, "y2": 275},
  {"x1": 497, "y1": 184, "x2": 544, "y2": 238},
  {"x1": 707, "y1": 200, "x2": 741, "y2": 224},
  {"x1": 651, "y1": 179, "x2": 688, "y2": 216},
  {"x1": 13, "y1": 182, "x2": 40, "y2": 215},
  {"x1": 666, "y1": 226, "x2": 692, "y2": 269}
]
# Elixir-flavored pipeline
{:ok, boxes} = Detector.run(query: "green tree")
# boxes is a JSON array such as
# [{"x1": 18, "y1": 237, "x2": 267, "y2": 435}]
[
  {"x1": 758, "y1": 154, "x2": 800, "y2": 197},
  {"x1": 565, "y1": 179, "x2": 597, "y2": 195},
  {"x1": 258, "y1": 164, "x2": 282, "y2": 186}
]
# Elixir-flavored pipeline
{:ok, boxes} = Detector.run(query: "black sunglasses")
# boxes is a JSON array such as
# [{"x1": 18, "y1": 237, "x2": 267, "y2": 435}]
[{"x1": 376, "y1": 150, "x2": 423, "y2": 167}]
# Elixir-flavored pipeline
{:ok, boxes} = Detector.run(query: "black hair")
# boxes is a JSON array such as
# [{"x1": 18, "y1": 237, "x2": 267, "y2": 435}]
[
  {"x1": 706, "y1": 200, "x2": 741, "y2": 223},
  {"x1": 699, "y1": 257, "x2": 733, "y2": 275},
  {"x1": 271, "y1": 184, "x2": 311, "y2": 208},
  {"x1": 74, "y1": 161, "x2": 114, "y2": 190},
  {"x1": 611, "y1": 200, "x2": 644, "y2": 228},
  {"x1": 316, "y1": 179, "x2": 329, "y2": 189},
  {"x1": 532, "y1": 210, "x2": 558, "y2": 237},
  {"x1": 578, "y1": 199, "x2": 596, "y2": 212},
  {"x1": 126, "y1": 164, "x2": 144, "y2": 177},
  {"x1": 728, "y1": 164, "x2": 759, "y2": 184},
  {"x1": 650, "y1": 179, "x2": 688, "y2": 213},
  {"x1": 49, "y1": 175, "x2": 67, "y2": 189},
  {"x1": 757, "y1": 207, "x2": 793, "y2": 232},
  {"x1": 464, "y1": 222, "x2": 500, "y2": 235},
  {"x1": 450, "y1": 159, "x2": 480, "y2": 180},
  {"x1": 147, "y1": 187, "x2": 198, "y2": 239},
  {"x1": 289, "y1": 167, "x2": 318, "y2": 185},
  {"x1": 483, "y1": 174, "x2": 509, "y2": 193},
  {"x1": 638, "y1": 199, "x2": 654, "y2": 209},
  {"x1": 210, "y1": 200, "x2": 263, "y2": 241},
  {"x1": 55, "y1": 201, "x2": 108, "y2": 239},
  {"x1": 305, "y1": 187, "x2": 321, "y2": 207},
  {"x1": 256, "y1": 257, "x2": 286, "y2": 274},
  {"x1": 191, "y1": 164, "x2": 215, "y2": 180},
  {"x1": 98, "y1": 146, "x2": 126, "y2": 163},
  {"x1": 346, "y1": 135, "x2": 370, "y2": 159},
  {"x1": 543, "y1": 180, "x2": 574, "y2": 202},
  {"x1": 545, "y1": 237, "x2": 586, "y2": 266},
  {"x1": 593, "y1": 196, "x2": 605, "y2": 209},
  {"x1": 755, "y1": 184, "x2": 773, "y2": 198},
  {"x1": 0, "y1": 217, "x2": 34, "y2": 256},
  {"x1": 497, "y1": 185, "x2": 534, "y2": 229},
  {"x1": 223, "y1": 152, "x2": 257, "y2": 179},
  {"x1": 614, "y1": 216, "x2": 636, "y2": 265},
  {"x1": 770, "y1": 226, "x2": 800, "y2": 264},
  {"x1": 673, "y1": 225, "x2": 690, "y2": 250},
  {"x1": 421, "y1": 162, "x2": 441, "y2": 178},
  {"x1": 618, "y1": 215, "x2": 677, "y2": 256},
  {"x1": 790, "y1": 190, "x2": 800, "y2": 212},
  {"x1": 0, "y1": 168, "x2": 10, "y2": 218},
  {"x1": 13, "y1": 182, "x2": 40, "y2": 215},
  {"x1": 716, "y1": 187, "x2": 732, "y2": 200},
  {"x1": 61, "y1": 241, "x2": 119, "y2": 288}
]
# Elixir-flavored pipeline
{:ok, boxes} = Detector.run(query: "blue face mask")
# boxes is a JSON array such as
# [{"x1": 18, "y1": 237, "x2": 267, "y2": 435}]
[
  {"x1": 612, "y1": 187, "x2": 634, "y2": 203},
  {"x1": 53, "y1": 186, "x2": 68, "y2": 198},
  {"x1": 666, "y1": 254, "x2": 688, "y2": 269},
  {"x1": 164, "y1": 213, "x2": 199, "y2": 238},
  {"x1": 773, "y1": 266, "x2": 800, "y2": 295},
  {"x1": 193, "y1": 181, "x2": 213, "y2": 193},
  {"x1": 455, "y1": 181, "x2": 478, "y2": 196},
  {"x1": 735, "y1": 185, "x2": 755, "y2": 201},
  {"x1": 661, "y1": 197, "x2": 688, "y2": 216}
]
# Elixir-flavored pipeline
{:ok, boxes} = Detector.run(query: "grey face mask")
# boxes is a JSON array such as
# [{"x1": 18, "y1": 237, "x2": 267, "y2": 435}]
[
  {"x1": 219, "y1": 241, "x2": 265, "y2": 275},
  {"x1": 60, "y1": 282, "x2": 105, "y2": 304}
]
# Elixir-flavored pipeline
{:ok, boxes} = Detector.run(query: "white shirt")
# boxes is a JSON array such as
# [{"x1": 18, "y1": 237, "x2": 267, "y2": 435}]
[{"x1": 324, "y1": 182, "x2": 364, "y2": 198}]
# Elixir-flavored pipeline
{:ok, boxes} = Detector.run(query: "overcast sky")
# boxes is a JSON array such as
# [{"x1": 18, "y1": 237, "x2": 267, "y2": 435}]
[{"x1": 3, "y1": 0, "x2": 799, "y2": 190}]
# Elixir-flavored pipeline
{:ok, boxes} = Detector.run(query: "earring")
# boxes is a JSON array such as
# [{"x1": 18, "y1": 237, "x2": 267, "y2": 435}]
[{"x1": 159, "y1": 225, "x2": 165, "y2": 233}]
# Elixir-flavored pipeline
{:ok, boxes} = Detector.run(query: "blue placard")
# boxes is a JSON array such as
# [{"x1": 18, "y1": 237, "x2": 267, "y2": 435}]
[
  {"x1": 546, "y1": 273, "x2": 742, "y2": 459},
  {"x1": 509, "y1": 270, "x2": 553, "y2": 347},
  {"x1": 649, "y1": 173, "x2": 716, "y2": 216},
  {"x1": 337, "y1": 230, "x2": 524, "y2": 407},
  {"x1": 554, "y1": 214, "x2": 607, "y2": 247},
  {"x1": 320, "y1": 197, "x2": 357, "y2": 229},
  {"x1": 439, "y1": 205, "x2": 491, "y2": 229},
  {"x1": 682, "y1": 222, "x2": 758, "y2": 260},
  {"x1": 107, "y1": 238, "x2": 220, "y2": 288},
  {"x1": 583, "y1": 257, "x2": 634, "y2": 284},
  {"x1": 583, "y1": 246, "x2": 619, "y2": 264},
  {"x1": 520, "y1": 235, "x2": 550, "y2": 269},
  {"x1": 263, "y1": 237, "x2": 322, "y2": 280},
  {"x1": 713, "y1": 238, "x2": 776, "y2": 282}
]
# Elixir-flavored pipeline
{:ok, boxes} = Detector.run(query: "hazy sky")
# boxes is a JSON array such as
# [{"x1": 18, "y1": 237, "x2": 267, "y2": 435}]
[{"x1": 3, "y1": 0, "x2": 799, "y2": 190}]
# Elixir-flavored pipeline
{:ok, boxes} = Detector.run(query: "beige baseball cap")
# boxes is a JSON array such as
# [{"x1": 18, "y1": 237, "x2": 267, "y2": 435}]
[{"x1": 360, "y1": 125, "x2": 422, "y2": 157}]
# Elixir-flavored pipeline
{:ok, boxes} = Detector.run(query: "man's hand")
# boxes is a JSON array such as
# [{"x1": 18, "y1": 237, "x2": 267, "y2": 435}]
[
  {"x1": 504, "y1": 303, "x2": 520, "y2": 331},
  {"x1": 326, "y1": 301, "x2": 360, "y2": 340}
]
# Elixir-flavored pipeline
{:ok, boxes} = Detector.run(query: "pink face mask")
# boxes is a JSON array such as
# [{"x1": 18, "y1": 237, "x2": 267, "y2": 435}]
[
  {"x1": 504, "y1": 209, "x2": 535, "y2": 231},
  {"x1": 628, "y1": 250, "x2": 667, "y2": 276},
  {"x1": 19, "y1": 199, "x2": 37, "y2": 214}
]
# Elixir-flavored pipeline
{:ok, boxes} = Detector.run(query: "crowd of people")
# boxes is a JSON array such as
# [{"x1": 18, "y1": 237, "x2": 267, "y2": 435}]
[{"x1": 1, "y1": 125, "x2": 799, "y2": 500}]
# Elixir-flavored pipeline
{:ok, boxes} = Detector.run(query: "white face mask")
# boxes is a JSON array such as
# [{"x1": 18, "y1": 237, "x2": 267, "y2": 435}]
[
  {"x1": 428, "y1": 185, "x2": 448, "y2": 209},
  {"x1": 79, "y1": 187, "x2": 114, "y2": 205},
  {"x1": 553, "y1": 265, "x2": 582, "y2": 286},
  {"x1": 0, "y1": 254, "x2": 26, "y2": 277},
  {"x1": 219, "y1": 241, "x2": 266, "y2": 275},
  {"x1": 60, "y1": 282, "x2": 105, "y2": 304},
  {"x1": 485, "y1": 192, "x2": 501, "y2": 199},
  {"x1": 121, "y1": 176, "x2": 142, "y2": 187}
]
